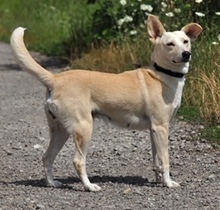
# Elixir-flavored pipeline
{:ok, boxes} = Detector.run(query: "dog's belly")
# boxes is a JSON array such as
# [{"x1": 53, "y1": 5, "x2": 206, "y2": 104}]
[{"x1": 92, "y1": 111, "x2": 150, "y2": 130}]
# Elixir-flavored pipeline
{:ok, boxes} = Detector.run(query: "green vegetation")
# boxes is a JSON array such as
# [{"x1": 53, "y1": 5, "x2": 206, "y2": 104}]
[
  {"x1": 0, "y1": 0, "x2": 220, "y2": 143},
  {"x1": 0, "y1": 0, "x2": 96, "y2": 55},
  {"x1": 200, "y1": 125, "x2": 220, "y2": 145}
]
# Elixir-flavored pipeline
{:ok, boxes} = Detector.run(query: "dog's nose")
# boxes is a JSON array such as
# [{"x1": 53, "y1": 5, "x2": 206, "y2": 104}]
[{"x1": 182, "y1": 51, "x2": 191, "y2": 62}]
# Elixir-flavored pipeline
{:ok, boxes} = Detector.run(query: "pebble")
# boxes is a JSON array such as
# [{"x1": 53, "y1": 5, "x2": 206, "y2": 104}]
[
  {"x1": 36, "y1": 204, "x2": 45, "y2": 209},
  {"x1": 123, "y1": 187, "x2": 132, "y2": 194}
]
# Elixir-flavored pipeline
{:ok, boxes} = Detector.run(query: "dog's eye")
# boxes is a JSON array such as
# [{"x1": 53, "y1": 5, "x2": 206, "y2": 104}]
[
  {"x1": 167, "y1": 42, "x2": 175, "y2": 46},
  {"x1": 184, "y1": 40, "x2": 189, "y2": 44}
]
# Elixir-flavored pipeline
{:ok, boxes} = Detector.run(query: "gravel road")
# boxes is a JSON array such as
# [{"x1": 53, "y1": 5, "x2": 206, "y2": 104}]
[{"x1": 0, "y1": 42, "x2": 219, "y2": 210}]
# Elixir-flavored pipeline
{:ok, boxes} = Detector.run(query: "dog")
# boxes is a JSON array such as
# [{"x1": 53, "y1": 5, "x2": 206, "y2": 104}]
[{"x1": 10, "y1": 15, "x2": 202, "y2": 191}]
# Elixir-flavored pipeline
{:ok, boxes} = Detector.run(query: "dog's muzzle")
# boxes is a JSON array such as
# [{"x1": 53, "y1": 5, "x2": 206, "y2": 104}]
[{"x1": 182, "y1": 51, "x2": 191, "y2": 62}]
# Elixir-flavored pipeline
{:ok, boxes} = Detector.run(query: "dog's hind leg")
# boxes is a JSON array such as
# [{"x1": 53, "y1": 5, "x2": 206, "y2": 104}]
[
  {"x1": 42, "y1": 112, "x2": 70, "y2": 187},
  {"x1": 150, "y1": 123, "x2": 179, "y2": 187},
  {"x1": 73, "y1": 116, "x2": 101, "y2": 192}
]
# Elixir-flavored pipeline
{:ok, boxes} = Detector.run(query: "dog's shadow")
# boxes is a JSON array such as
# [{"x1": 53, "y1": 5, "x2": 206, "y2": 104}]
[{"x1": 5, "y1": 175, "x2": 159, "y2": 190}]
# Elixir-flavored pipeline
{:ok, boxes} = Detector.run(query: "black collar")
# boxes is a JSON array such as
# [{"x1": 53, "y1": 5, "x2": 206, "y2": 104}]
[{"x1": 153, "y1": 63, "x2": 185, "y2": 78}]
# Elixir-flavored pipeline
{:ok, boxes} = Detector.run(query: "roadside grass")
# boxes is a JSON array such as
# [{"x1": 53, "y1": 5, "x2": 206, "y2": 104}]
[
  {"x1": 71, "y1": 34, "x2": 152, "y2": 73},
  {"x1": 200, "y1": 126, "x2": 220, "y2": 146},
  {"x1": 0, "y1": 0, "x2": 95, "y2": 55},
  {"x1": 178, "y1": 38, "x2": 220, "y2": 144},
  {"x1": 183, "y1": 39, "x2": 220, "y2": 124},
  {"x1": 71, "y1": 43, "x2": 135, "y2": 73}
]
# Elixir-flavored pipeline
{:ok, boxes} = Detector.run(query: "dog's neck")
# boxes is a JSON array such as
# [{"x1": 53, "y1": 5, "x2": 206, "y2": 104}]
[
  {"x1": 153, "y1": 63, "x2": 185, "y2": 78},
  {"x1": 151, "y1": 52, "x2": 190, "y2": 76}
]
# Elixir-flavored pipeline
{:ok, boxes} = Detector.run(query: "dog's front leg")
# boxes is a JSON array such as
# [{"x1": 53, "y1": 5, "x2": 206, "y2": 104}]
[
  {"x1": 150, "y1": 123, "x2": 179, "y2": 187},
  {"x1": 150, "y1": 132, "x2": 162, "y2": 183}
]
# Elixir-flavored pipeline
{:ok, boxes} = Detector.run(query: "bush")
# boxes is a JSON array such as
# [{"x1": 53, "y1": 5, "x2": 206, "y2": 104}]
[{"x1": 85, "y1": 0, "x2": 220, "y2": 43}]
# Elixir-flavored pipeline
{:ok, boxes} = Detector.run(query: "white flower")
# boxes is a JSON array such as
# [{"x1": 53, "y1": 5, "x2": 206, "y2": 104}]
[
  {"x1": 165, "y1": 12, "x2": 174, "y2": 17},
  {"x1": 117, "y1": 18, "x2": 124, "y2": 26},
  {"x1": 123, "y1": 15, "x2": 133, "y2": 22},
  {"x1": 120, "y1": 0, "x2": 126, "y2": 6},
  {"x1": 161, "y1": 2, "x2": 167, "y2": 8},
  {"x1": 174, "y1": 8, "x2": 181, "y2": 13},
  {"x1": 130, "y1": 30, "x2": 137, "y2": 35},
  {"x1": 140, "y1": 4, "x2": 153, "y2": 12},
  {"x1": 195, "y1": 0, "x2": 203, "y2": 3},
  {"x1": 117, "y1": 15, "x2": 133, "y2": 26},
  {"x1": 195, "y1": 12, "x2": 205, "y2": 17},
  {"x1": 215, "y1": 12, "x2": 220, "y2": 15},
  {"x1": 212, "y1": 42, "x2": 219, "y2": 45}
]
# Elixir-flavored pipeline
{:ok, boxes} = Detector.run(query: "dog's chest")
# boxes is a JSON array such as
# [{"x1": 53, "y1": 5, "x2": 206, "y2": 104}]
[{"x1": 172, "y1": 80, "x2": 185, "y2": 110}]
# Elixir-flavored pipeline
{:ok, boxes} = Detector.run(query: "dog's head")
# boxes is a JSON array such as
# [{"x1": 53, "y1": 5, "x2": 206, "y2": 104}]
[{"x1": 147, "y1": 15, "x2": 202, "y2": 74}]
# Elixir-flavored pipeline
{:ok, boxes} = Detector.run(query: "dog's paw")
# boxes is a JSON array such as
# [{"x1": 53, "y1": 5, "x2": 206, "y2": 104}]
[
  {"x1": 155, "y1": 172, "x2": 162, "y2": 183},
  {"x1": 165, "y1": 180, "x2": 180, "y2": 188},
  {"x1": 84, "y1": 183, "x2": 101, "y2": 192},
  {"x1": 47, "y1": 180, "x2": 63, "y2": 188}
]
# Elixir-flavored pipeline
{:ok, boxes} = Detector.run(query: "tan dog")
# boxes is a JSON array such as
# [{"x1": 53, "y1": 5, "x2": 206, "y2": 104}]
[{"x1": 10, "y1": 15, "x2": 202, "y2": 191}]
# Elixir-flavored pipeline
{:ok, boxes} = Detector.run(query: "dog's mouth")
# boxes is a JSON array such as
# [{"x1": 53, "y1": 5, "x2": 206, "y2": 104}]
[
  {"x1": 172, "y1": 59, "x2": 190, "y2": 63},
  {"x1": 172, "y1": 51, "x2": 191, "y2": 63}
]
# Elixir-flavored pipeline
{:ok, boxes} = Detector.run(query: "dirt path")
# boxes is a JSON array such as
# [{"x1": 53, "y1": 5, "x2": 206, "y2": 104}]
[{"x1": 0, "y1": 42, "x2": 219, "y2": 210}]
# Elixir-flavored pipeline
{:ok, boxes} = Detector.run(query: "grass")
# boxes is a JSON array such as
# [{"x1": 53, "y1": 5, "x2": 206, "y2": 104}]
[
  {"x1": 71, "y1": 36, "x2": 152, "y2": 73},
  {"x1": 200, "y1": 126, "x2": 220, "y2": 145},
  {"x1": 183, "y1": 39, "x2": 220, "y2": 125},
  {"x1": 0, "y1": 0, "x2": 220, "y2": 144},
  {"x1": 178, "y1": 38, "x2": 220, "y2": 144},
  {"x1": 0, "y1": 0, "x2": 95, "y2": 55}
]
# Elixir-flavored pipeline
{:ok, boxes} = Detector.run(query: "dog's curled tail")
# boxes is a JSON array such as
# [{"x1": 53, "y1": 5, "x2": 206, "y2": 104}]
[{"x1": 10, "y1": 27, "x2": 54, "y2": 88}]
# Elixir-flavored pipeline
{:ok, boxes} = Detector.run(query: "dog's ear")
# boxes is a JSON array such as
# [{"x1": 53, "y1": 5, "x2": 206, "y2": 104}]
[
  {"x1": 181, "y1": 23, "x2": 203, "y2": 41},
  {"x1": 147, "y1": 15, "x2": 166, "y2": 42}
]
